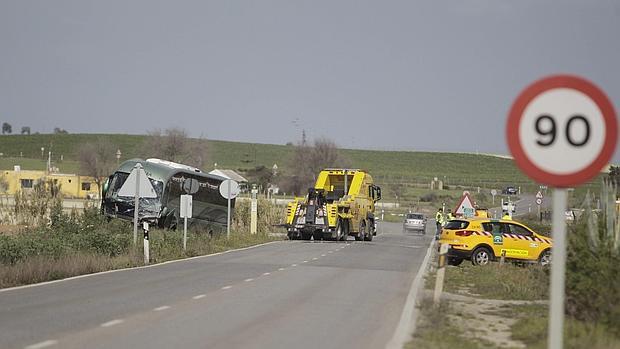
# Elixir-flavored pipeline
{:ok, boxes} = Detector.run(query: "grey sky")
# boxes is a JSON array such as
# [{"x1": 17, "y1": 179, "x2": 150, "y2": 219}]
[{"x1": 1, "y1": 0, "x2": 619, "y2": 161}]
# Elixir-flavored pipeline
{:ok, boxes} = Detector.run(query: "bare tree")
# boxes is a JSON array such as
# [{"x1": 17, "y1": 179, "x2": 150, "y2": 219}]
[
  {"x1": 141, "y1": 128, "x2": 208, "y2": 168},
  {"x1": 79, "y1": 139, "x2": 117, "y2": 196},
  {"x1": 279, "y1": 135, "x2": 349, "y2": 195}
]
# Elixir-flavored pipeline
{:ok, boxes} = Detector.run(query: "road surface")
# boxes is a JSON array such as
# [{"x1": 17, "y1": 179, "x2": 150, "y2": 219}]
[
  {"x1": 0, "y1": 222, "x2": 433, "y2": 349},
  {"x1": 488, "y1": 193, "x2": 552, "y2": 218}
]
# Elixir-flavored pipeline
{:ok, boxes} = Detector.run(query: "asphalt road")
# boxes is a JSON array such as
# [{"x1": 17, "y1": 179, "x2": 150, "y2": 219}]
[
  {"x1": 0, "y1": 222, "x2": 433, "y2": 349},
  {"x1": 488, "y1": 193, "x2": 552, "y2": 218}
]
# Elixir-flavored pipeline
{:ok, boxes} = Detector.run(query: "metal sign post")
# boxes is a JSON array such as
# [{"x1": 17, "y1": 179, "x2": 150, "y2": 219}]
[
  {"x1": 219, "y1": 179, "x2": 240, "y2": 239},
  {"x1": 506, "y1": 75, "x2": 617, "y2": 349},
  {"x1": 549, "y1": 189, "x2": 567, "y2": 349},
  {"x1": 180, "y1": 195, "x2": 192, "y2": 250},
  {"x1": 227, "y1": 180, "x2": 231, "y2": 238}
]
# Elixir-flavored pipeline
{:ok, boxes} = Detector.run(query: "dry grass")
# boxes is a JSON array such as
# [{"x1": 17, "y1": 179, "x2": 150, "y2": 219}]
[{"x1": 0, "y1": 252, "x2": 141, "y2": 288}]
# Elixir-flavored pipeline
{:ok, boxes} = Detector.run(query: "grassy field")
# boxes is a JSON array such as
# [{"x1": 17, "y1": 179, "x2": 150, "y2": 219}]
[{"x1": 0, "y1": 133, "x2": 605, "y2": 199}]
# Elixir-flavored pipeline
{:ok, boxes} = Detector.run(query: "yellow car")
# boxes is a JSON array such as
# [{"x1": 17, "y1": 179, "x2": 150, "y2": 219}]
[{"x1": 439, "y1": 218, "x2": 552, "y2": 266}]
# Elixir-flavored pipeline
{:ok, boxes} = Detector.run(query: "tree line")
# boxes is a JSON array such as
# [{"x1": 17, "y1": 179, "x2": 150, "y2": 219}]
[
  {"x1": 0, "y1": 123, "x2": 69, "y2": 135},
  {"x1": 79, "y1": 128, "x2": 348, "y2": 197}
]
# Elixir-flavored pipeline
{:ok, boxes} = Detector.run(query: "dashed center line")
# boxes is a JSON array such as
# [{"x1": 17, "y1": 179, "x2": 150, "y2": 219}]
[
  {"x1": 222, "y1": 285, "x2": 232, "y2": 290},
  {"x1": 328, "y1": 251, "x2": 333, "y2": 253},
  {"x1": 153, "y1": 306, "x2": 171, "y2": 311},
  {"x1": 291, "y1": 264, "x2": 298, "y2": 267},
  {"x1": 262, "y1": 272, "x2": 271, "y2": 276},
  {"x1": 244, "y1": 278, "x2": 254, "y2": 282},
  {"x1": 193, "y1": 294, "x2": 206, "y2": 300},
  {"x1": 321, "y1": 254, "x2": 326, "y2": 257},
  {"x1": 278, "y1": 268, "x2": 286, "y2": 271},
  {"x1": 25, "y1": 340, "x2": 58, "y2": 349},
  {"x1": 312, "y1": 257, "x2": 318, "y2": 260},
  {"x1": 303, "y1": 260, "x2": 308, "y2": 263},
  {"x1": 101, "y1": 319, "x2": 124, "y2": 328}
]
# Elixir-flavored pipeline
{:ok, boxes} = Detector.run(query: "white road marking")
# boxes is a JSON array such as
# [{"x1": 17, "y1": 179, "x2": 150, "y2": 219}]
[
  {"x1": 321, "y1": 254, "x2": 326, "y2": 257},
  {"x1": 328, "y1": 251, "x2": 333, "y2": 253},
  {"x1": 244, "y1": 278, "x2": 254, "y2": 282},
  {"x1": 278, "y1": 268, "x2": 285, "y2": 271},
  {"x1": 153, "y1": 306, "x2": 170, "y2": 311},
  {"x1": 101, "y1": 319, "x2": 124, "y2": 328},
  {"x1": 262, "y1": 272, "x2": 271, "y2": 276},
  {"x1": 1, "y1": 241, "x2": 283, "y2": 293},
  {"x1": 291, "y1": 264, "x2": 297, "y2": 267},
  {"x1": 193, "y1": 294, "x2": 206, "y2": 300},
  {"x1": 221, "y1": 286, "x2": 232, "y2": 290},
  {"x1": 386, "y1": 239, "x2": 436, "y2": 349},
  {"x1": 312, "y1": 257, "x2": 318, "y2": 260},
  {"x1": 25, "y1": 340, "x2": 58, "y2": 349},
  {"x1": 303, "y1": 260, "x2": 308, "y2": 263}
]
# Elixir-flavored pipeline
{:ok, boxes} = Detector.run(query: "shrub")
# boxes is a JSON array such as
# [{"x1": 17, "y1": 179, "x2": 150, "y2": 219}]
[{"x1": 565, "y1": 209, "x2": 620, "y2": 337}]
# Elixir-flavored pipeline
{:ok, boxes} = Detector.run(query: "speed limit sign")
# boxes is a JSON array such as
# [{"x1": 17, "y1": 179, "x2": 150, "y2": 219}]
[
  {"x1": 507, "y1": 75, "x2": 617, "y2": 187},
  {"x1": 507, "y1": 74, "x2": 617, "y2": 349}
]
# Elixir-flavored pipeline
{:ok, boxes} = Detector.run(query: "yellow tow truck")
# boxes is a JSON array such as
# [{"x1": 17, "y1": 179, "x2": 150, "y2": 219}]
[{"x1": 285, "y1": 169, "x2": 381, "y2": 241}]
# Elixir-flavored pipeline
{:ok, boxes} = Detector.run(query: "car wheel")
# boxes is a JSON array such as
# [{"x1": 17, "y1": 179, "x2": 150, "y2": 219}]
[
  {"x1": 448, "y1": 257, "x2": 463, "y2": 266},
  {"x1": 539, "y1": 249, "x2": 551, "y2": 266},
  {"x1": 471, "y1": 247, "x2": 492, "y2": 266}
]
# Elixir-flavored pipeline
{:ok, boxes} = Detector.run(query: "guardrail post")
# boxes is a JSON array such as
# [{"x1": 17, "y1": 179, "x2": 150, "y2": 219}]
[{"x1": 433, "y1": 243, "x2": 449, "y2": 306}]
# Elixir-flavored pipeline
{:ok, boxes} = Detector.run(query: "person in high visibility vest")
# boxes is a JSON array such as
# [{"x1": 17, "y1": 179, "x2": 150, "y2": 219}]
[
  {"x1": 502, "y1": 211, "x2": 512, "y2": 220},
  {"x1": 435, "y1": 208, "x2": 443, "y2": 237},
  {"x1": 446, "y1": 210, "x2": 455, "y2": 222}
]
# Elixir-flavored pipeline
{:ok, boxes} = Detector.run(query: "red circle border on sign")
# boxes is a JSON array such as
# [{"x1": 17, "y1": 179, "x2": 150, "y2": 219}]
[{"x1": 506, "y1": 75, "x2": 618, "y2": 187}]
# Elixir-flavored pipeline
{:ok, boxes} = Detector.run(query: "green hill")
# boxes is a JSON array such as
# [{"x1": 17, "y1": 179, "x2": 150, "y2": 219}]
[
  {"x1": 1, "y1": 132, "x2": 605, "y2": 198},
  {"x1": 0, "y1": 133, "x2": 529, "y2": 186}
]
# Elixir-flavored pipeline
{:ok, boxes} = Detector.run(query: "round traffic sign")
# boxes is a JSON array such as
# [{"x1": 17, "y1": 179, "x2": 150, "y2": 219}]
[
  {"x1": 536, "y1": 198, "x2": 543, "y2": 205},
  {"x1": 507, "y1": 75, "x2": 617, "y2": 187},
  {"x1": 219, "y1": 179, "x2": 240, "y2": 199},
  {"x1": 491, "y1": 189, "x2": 497, "y2": 196}
]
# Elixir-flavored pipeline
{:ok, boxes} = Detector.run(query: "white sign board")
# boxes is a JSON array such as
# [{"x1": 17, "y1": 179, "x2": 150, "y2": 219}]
[
  {"x1": 118, "y1": 167, "x2": 157, "y2": 198},
  {"x1": 536, "y1": 198, "x2": 543, "y2": 206},
  {"x1": 219, "y1": 179, "x2": 240, "y2": 199},
  {"x1": 536, "y1": 191, "x2": 544, "y2": 199},
  {"x1": 180, "y1": 195, "x2": 193, "y2": 218},
  {"x1": 491, "y1": 189, "x2": 497, "y2": 196}
]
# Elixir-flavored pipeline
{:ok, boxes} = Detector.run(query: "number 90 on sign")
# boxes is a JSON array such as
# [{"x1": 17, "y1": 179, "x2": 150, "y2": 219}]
[{"x1": 507, "y1": 75, "x2": 617, "y2": 187}]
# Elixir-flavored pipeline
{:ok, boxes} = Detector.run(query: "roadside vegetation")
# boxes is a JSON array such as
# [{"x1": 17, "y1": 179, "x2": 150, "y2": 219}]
[
  {"x1": 410, "y1": 175, "x2": 620, "y2": 349},
  {"x1": 0, "y1": 190, "x2": 284, "y2": 289}
]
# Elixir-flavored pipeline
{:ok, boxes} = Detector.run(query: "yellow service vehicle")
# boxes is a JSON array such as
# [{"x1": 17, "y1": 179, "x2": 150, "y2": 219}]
[
  {"x1": 439, "y1": 218, "x2": 552, "y2": 266},
  {"x1": 285, "y1": 169, "x2": 381, "y2": 241}
]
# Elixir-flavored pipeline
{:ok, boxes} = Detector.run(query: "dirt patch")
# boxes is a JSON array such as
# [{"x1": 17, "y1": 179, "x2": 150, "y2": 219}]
[{"x1": 422, "y1": 290, "x2": 548, "y2": 349}]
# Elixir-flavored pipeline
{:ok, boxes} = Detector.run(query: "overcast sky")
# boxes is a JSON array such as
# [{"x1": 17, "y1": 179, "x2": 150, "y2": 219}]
[{"x1": 1, "y1": 0, "x2": 618, "y2": 161}]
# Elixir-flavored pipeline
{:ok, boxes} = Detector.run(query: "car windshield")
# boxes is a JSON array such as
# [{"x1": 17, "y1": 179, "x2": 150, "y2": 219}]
[
  {"x1": 444, "y1": 220, "x2": 469, "y2": 229},
  {"x1": 406, "y1": 214, "x2": 423, "y2": 220}
]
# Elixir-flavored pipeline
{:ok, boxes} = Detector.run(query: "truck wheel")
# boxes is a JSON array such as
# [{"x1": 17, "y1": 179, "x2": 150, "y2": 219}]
[
  {"x1": 338, "y1": 220, "x2": 349, "y2": 241},
  {"x1": 355, "y1": 221, "x2": 366, "y2": 241},
  {"x1": 302, "y1": 233, "x2": 312, "y2": 241},
  {"x1": 364, "y1": 222, "x2": 373, "y2": 241}
]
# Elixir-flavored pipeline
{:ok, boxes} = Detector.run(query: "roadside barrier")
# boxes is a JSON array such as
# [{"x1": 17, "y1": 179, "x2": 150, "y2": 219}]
[{"x1": 433, "y1": 243, "x2": 449, "y2": 306}]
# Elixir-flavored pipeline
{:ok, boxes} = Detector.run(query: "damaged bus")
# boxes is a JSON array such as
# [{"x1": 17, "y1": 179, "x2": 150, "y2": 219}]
[{"x1": 102, "y1": 158, "x2": 233, "y2": 234}]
